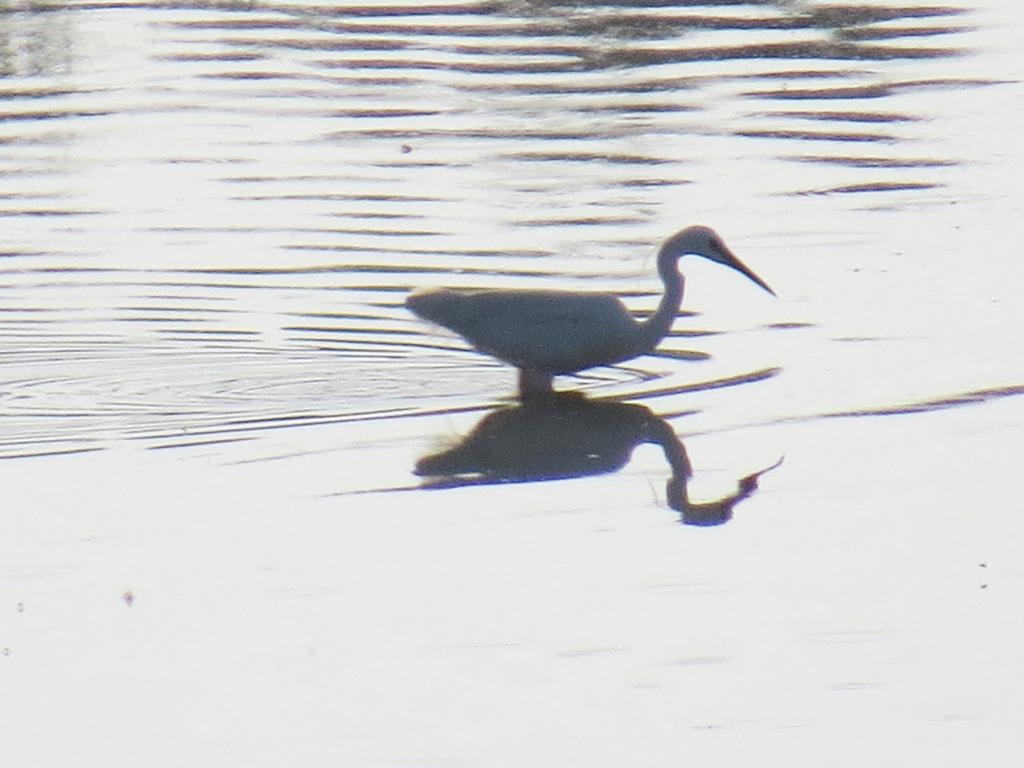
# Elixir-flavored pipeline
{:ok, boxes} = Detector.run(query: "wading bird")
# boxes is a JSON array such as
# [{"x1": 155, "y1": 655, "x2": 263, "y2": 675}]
[{"x1": 406, "y1": 225, "x2": 773, "y2": 398}]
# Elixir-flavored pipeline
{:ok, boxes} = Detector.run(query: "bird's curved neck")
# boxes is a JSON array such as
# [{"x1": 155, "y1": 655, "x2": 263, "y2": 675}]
[{"x1": 639, "y1": 249, "x2": 684, "y2": 351}]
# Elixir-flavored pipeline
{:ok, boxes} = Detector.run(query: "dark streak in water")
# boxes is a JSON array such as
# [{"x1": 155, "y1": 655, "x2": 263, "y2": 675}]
[
  {"x1": 0, "y1": 110, "x2": 112, "y2": 122},
  {"x1": 746, "y1": 77, "x2": 1005, "y2": 101},
  {"x1": 0, "y1": 446, "x2": 105, "y2": 461},
  {"x1": 499, "y1": 151, "x2": 682, "y2": 165},
  {"x1": 147, "y1": 436, "x2": 255, "y2": 451},
  {"x1": 515, "y1": 216, "x2": 648, "y2": 228},
  {"x1": 155, "y1": 51, "x2": 268, "y2": 63},
  {"x1": 650, "y1": 348, "x2": 711, "y2": 362},
  {"x1": 735, "y1": 128, "x2": 896, "y2": 143},
  {"x1": 283, "y1": 325, "x2": 421, "y2": 337},
  {"x1": 624, "y1": 367, "x2": 781, "y2": 403},
  {"x1": 758, "y1": 110, "x2": 918, "y2": 124},
  {"x1": 696, "y1": 383, "x2": 1024, "y2": 439},
  {"x1": 765, "y1": 321, "x2": 815, "y2": 330},
  {"x1": 792, "y1": 181, "x2": 942, "y2": 195},
  {"x1": 0, "y1": 209, "x2": 104, "y2": 217},
  {"x1": 154, "y1": 328, "x2": 261, "y2": 336},
  {"x1": 836, "y1": 24, "x2": 975, "y2": 42},
  {"x1": 788, "y1": 154, "x2": 956, "y2": 168},
  {"x1": 825, "y1": 384, "x2": 1024, "y2": 419}
]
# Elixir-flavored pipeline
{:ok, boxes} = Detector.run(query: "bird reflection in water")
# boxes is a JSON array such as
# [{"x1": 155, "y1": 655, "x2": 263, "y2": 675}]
[{"x1": 415, "y1": 393, "x2": 780, "y2": 526}]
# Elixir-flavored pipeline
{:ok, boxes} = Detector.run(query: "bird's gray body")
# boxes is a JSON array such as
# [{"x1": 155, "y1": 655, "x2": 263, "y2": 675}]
[
  {"x1": 407, "y1": 287, "x2": 645, "y2": 373},
  {"x1": 405, "y1": 225, "x2": 773, "y2": 397}
]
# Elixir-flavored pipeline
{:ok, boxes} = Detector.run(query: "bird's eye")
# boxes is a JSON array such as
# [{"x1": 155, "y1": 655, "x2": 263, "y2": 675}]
[{"x1": 709, "y1": 237, "x2": 722, "y2": 253}]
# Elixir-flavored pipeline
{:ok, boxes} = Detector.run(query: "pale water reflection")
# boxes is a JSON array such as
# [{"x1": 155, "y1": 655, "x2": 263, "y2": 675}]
[{"x1": 2, "y1": 1, "x2": 1023, "y2": 766}]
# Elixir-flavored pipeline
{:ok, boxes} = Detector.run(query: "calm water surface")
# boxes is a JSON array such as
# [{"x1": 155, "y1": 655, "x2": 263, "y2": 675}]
[{"x1": 2, "y1": 2, "x2": 1023, "y2": 765}]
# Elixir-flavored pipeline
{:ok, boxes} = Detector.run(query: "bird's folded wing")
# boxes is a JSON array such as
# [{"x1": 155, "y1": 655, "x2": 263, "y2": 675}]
[{"x1": 449, "y1": 291, "x2": 636, "y2": 370}]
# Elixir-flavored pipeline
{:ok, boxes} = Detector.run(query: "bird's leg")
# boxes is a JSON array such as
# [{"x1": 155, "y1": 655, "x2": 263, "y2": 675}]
[{"x1": 517, "y1": 368, "x2": 554, "y2": 400}]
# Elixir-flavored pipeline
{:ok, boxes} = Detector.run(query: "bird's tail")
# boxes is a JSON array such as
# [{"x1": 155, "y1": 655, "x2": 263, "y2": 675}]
[{"x1": 405, "y1": 287, "x2": 466, "y2": 327}]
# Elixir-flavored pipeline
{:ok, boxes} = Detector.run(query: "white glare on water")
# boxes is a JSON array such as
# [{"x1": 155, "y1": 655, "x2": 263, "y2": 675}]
[{"x1": 1, "y1": 2, "x2": 1023, "y2": 766}]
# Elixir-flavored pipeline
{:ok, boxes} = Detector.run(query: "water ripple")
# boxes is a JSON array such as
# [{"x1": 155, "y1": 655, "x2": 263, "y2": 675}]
[{"x1": 0, "y1": 0, "x2": 1007, "y2": 458}]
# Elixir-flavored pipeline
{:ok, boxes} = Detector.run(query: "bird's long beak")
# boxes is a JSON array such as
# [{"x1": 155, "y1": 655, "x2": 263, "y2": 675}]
[{"x1": 721, "y1": 246, "x2": 775, "y2": 297}]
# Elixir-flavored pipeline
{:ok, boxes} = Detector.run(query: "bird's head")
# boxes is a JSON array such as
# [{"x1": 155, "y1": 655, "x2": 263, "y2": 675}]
[{"x1": 660, "y1": 225, "x2": 775, "y2": 296}]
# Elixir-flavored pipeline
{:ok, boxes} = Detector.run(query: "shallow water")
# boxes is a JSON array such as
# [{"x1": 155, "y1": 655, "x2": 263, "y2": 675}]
[{"x1": 2, "y1": 2, "x2": 1023, "y2": 765}]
